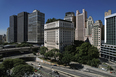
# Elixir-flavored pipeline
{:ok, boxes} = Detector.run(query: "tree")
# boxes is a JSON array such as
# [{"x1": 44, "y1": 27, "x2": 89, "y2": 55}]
[
  {"x1": 11, "y1": 64, "x2": 33, "y2": 77},
  {"x1": 40, "y1": 46, "x2": 48, "y2": 58},
  {"x1": 13, "y1": 58, "x2": 25, "y2": 67},
  {"x1": 64, "y1": 45, "x2": 76, "y2": 55},
  {"x1": 46, "y1": 18, "x2": 57, "y2": 23},
  {"x1": 2, "y1": 59, "x2": 14, "y2": 75},
  {"x1": 50, "y1": 48, "x2": 59, "y2": 60},
  {"x1": 0, "y1": 64, "x2": 7, "y2": 77},
  {"x1": 61, "y1": 52, "x2": 72, "y2": 65},
  {"x1": 88, "y1": 46, "x2": 99, "y2": 60}
]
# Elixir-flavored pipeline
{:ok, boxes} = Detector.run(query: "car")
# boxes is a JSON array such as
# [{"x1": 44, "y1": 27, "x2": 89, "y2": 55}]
[
  {"x1": 38, "y1": 65, "x2": 42, "y2": 68},
  {"x1": 53, "y1": 64, "x2": 57, "y2": 66}
]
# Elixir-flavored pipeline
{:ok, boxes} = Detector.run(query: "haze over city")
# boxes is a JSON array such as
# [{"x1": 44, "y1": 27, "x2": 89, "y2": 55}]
[{"x1": 0, "y1": 0, "x2": 116, "y2": 35}]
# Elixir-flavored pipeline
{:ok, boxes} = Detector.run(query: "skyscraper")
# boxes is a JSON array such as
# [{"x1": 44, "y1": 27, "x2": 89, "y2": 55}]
[
  {"x1": 6, "y1": 27, "x2": 10, "y2": 43},
  {"x1": 9, "y1": 15, "x2": 17, "y2": 42},
  {"x1": 101, "y1": 10, "x2": 116, "y2": 61},
  {"x1": 86, "y1": 16, "x2": 94, "y2": 36},
  {"x1": 92, "y1": 20, "x2": 103, "y2": 51},
  {"x1": 17, "y1": 12, "x2": 29, "y2": 42},
  {"x1": 75, "y1": 9, "x2": 87, "y2": 41},
  {"x1": 28, "y1": 10, "x2": 45, "y2": 44}
]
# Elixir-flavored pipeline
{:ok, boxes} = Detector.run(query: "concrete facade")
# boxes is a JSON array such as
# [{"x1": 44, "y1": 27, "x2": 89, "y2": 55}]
[
  {"x1": 44, "y1": 19, "x2": 74, "y2": 51},
  {"x1": 92, "y1": 20, "x2": 103, "y2": 51},
  {"x1": 28, "y1": 10, "x2": 45, "y2": 44},
  {"x1": 6, "y1": 27, "x2": 10, "y2": 43},
  {"x1": 64, "y1": 12, "x2": 76, "y2": 28},
  {"x1": 105, "y1": 10, "x2": 112, "y2": 17},
  {"x1": 101, "y1": 44, "x2": 116, "y2": 62},
  {"x1": 86, "y1": 16, "x2": 94, "y2": 36},
  {"x1": 9, "y1": 15, "x2": 17, "y2": 42},
  {"x1": 75, "y1": 9, "x2": 87, "y2": 41},
  {"x1": 17, "y1": 12, "x2": 29, "y2": 43},
  {"x1": 100, "y1": 10, "x2": 116, "y2": 62}
]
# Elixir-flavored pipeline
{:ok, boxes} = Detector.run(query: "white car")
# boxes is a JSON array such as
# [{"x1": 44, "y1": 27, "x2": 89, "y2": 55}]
[{"x1": 38, "y1": 64, "x2": 42, "y2": 68}]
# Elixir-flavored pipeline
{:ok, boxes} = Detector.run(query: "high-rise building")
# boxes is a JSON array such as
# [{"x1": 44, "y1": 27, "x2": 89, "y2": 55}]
[
  {"x1": 6, "y1": 27, "x2": 10, "y2": 43},
  {"x1": 28, "y1": 10, "x2": 45, "y2": 44},
  {"x1": 44, "y1": 19, "x2": 74, "y2": 51},
  {"x1": 86, "y1": 16, "x2": 94, "y2": 36},
  {"x1": 105, "y1": 10, "x2": 111, "y2": 17},
  {"x1": 9, "y1": 15, "x2": 17, "y2": 42},
  {"x1": 101, "y1": 10, "x2": 116, "y2": 61},
  {"x1": 64, "y1": 12, "x2": 76, "y2": 27},
  {"x1": 0, "y1": 35, "x2": 2, "y2": 43},
  {"x1": 75, "y1": 9, "x2": 87, "y2": 41},
  {"x1": 17, "y1": 12, "x2": 29, "y2": 42},
  {"x1": 92, "y1": 20, "x2": 103, "y2": 51}
]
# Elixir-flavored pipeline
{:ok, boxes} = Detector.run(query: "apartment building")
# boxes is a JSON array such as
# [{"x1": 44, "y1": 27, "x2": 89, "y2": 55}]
[
  {"x1": 44, "y1": 19, "x2": 74, "y2": 51},
  {"x1": 92, "y1": 20, "x2": 103, "y2": 51},
  {"x1": 28, "y1": 10, "x2": 45, "y2": 44}
]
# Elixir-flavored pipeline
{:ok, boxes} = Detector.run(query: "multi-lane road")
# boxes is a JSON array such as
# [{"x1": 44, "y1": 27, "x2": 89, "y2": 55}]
[{"x1": 1, "y1": 53, "x2": 116, "y2": 77}]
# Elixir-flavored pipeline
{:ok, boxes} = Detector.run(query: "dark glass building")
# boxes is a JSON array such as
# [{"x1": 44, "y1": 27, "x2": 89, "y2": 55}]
[
  {"x1": 9, "y1": 15, "x2": 17, "y2": 42},
  {"x1": 28, "y1": 10, "x2": 45, "y2": 44},
  {"x1": 17, "y1": 12, "x2": 29, "y2": 42}
]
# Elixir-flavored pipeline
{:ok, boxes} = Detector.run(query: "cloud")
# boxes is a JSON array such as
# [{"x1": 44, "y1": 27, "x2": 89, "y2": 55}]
[{"x1": 0, "y1": 29, "x2": 6, "y2": 35}]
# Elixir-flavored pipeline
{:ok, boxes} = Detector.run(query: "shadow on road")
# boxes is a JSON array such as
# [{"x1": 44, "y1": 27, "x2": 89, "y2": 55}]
[{"x1": 69, "y1": 63, "x2": 84, "y2": 70}]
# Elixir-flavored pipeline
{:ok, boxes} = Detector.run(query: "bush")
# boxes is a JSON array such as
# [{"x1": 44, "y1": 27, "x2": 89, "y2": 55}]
[{"x1": 33, "y1": 52, "x2": 36, "y2": 55}]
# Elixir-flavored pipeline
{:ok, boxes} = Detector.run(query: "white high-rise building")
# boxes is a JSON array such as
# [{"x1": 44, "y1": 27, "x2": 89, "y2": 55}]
[
  {"x1": 92, "y1": 20, "x2": 103, "y2": 51},
  {"x1": 44, "y1": 19, "x2": 74, "y2": 51}
]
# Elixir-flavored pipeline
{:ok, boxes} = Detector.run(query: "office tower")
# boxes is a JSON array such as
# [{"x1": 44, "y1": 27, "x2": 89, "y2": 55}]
[
  {"x1": 44, "y1": 19, "x2": 74, "y2": 51},
  {"x1": 86, "y1": 16, "x2": 94, "y2": 36},
  {"x1": 6, "y1": 27, "x2": 10, "y2": 43},
  {"x1": 64, "y1": 12, "x2": 76, "y2": 27},
  {"x1": 9, "y1": 15, "x2": 17, "y2": 42},
  {"x1": 92, "y1": 20, "x2": 103, "y2": 51},
  {"x1": 84, "y1": 16, "x2": 94, "y2": 44},
  {"x1": 17, "y1": 12, "x2": 29, "y2": 43},
  {"x1": 75, "y1": 9, "x2": 87, "y2": 41},
  {"x1": 101, "y1": 10, "x2": 116, "y2": 61},
  {"x1": 28, "y1": 10, "x2": 45, "y2": 44},
  {"x1": 0, "y1": 35, "x2": 2, "y2": 43}
]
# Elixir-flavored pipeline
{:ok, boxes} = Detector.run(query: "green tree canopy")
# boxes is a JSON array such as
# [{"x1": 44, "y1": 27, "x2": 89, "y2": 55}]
[
  {"x1": 13, "y1": 58, "x2": 25, "y2": 67},
  {"x1": 61, "y1": 52, "x2": 72, "y2": 65},
  {"x1": 40, "y1": 46, "x2": 48, "y2": 57},
  {"x1": 46, "y1": 18, "x2": 57, "y2": 23},
  {"x1": 11, "y1": 64, "x2": 33, "y2": 77},
  {"x1": 50, "y1": 48, "x2": 60, "y2": 60}
]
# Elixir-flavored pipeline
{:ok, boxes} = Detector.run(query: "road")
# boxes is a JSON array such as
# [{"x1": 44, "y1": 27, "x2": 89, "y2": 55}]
[
  {"x1": 27, "y1": 61, "x2": 63, "y2": 77},
  {"x1": 29, "y1": 61, "x2": 99, "y2": 77},
  {"x1": 86, "y1": 68, "x2": 115, "y2": 77},
  {"x1": 1, "y1": 53, "x2": 116, "y2": 77}
]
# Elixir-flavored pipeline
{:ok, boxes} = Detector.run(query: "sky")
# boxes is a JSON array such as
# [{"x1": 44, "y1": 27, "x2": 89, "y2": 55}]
[{"x1": 0, "y1": 0, "x2": 116, "y2": 35}]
